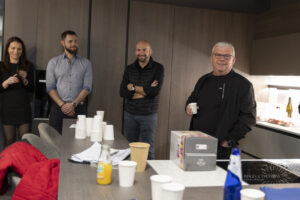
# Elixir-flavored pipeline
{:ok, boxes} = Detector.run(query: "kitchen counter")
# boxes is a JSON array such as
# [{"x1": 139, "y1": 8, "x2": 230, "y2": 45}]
[{"x1": 256, "y1": 121, "x2": 300, "y2": 138}]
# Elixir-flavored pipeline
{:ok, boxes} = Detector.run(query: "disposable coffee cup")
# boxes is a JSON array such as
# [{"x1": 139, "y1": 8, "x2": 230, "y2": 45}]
[
  {"x1": 189, "y1": 102, "x2": 197, "y2": 114},
  {"x1": 161, "y1": 182, "x2": 185, "y2": 200},
  {"x1": 118, "y1": 161, "x2": 137, "y2": 187},
  {"x1": 75, "y1": 115, "x2": 86, "y2": 139},
  {"x1": 90, "y1": 115, "x2": 102, "y2": 142},
  {"x1": 103, "y1": 125, "x2": 114, "y2": 140},
  {"x1": 86, "y1": 117, "x2": 93, "y2": 137},
  {"x1": 240, "y1": 189, "x2": 265, "y2": 200},
  {"x1": 150, "y1": 175, "x2": 173, "y2": 200},
  {"x1": 129, "y1": 142, "x2": 150, "y2": 172},
  {"x1": 96, "y1": 110, "x2": 104, "y2": 119}
]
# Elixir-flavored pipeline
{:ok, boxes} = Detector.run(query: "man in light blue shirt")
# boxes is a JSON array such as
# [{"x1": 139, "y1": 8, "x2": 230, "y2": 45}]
[{"x1": 46, "y1": 30, "x2": 93, "y2": 134}]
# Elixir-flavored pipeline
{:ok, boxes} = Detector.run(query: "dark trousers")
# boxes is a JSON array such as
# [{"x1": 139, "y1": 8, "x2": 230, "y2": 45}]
[
  {"x1": 49, "y1": 103, "x2": 87, "y2": 134},
  {"x1": 217, "y1": 144, "x2": 232, "y2": 159},
  {"x1": 124, "y1": 111, "x2": 158, "y2": 160}
]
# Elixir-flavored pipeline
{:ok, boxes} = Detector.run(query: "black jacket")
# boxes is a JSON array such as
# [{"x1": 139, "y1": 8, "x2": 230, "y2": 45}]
[
  {"x1": 186, "y1": 70, "x2": 256, "y2": 144},
  {"x1": 120, "y1": 57, "x2": 164, "y2": 115}
]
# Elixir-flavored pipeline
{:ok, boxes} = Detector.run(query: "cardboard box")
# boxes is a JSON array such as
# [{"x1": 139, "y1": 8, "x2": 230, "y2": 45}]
[{"x1": 170, "y1": 131, "x2": 217, "y2": 171}]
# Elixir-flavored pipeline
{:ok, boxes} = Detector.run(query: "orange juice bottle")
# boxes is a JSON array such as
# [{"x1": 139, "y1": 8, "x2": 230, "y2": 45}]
[{"x1": 97, "y1": 144, "x2": 112, "y2": 185}]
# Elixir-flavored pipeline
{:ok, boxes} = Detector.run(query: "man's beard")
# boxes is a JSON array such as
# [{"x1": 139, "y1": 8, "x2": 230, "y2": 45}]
[
  {"x1": 65, "y1": 46, "x2": 78, "y2": 55},
  {"x1": 138, "y1": 55, "x2": 147, "y2": 63}
]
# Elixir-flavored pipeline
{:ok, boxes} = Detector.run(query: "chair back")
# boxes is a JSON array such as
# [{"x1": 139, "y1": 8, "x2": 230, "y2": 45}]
[{"x1": 38, "y1": 123, "x2": 61, "y2": 150}]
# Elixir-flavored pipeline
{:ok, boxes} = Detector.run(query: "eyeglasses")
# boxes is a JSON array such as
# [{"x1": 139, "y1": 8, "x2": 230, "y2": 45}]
[{"x1": 213, "y1": 53, "x2": 233, "y2": 60}]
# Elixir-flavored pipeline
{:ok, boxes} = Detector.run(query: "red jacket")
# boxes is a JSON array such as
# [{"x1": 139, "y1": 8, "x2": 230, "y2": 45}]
[{"x1": 0, "y1": 142, "x2": 60, "y2": 200}]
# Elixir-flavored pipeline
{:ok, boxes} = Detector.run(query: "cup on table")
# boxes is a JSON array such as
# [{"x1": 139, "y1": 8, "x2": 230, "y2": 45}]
[
  {"x1": 188, "y1": 102, "x2": 197, "y2": 114},
  {"x1": 102, "y1": 121, "x2": 107, "y2": 137},
  {"x1": 96, "y1": 110, "x2": 104, "y2": 119},
  {"x1": 86, "y1": 117, "x2": 93, "y2": 137},
  {"x1": 129, "y1": 142, "x2": 150, "y2": 172},
  {"x1": 150, "y1": 175, "x2": 173, "y2": 200},
  {"x1": 161, "y1": 182, "x2": 185, "y2": 200},
  {"x1": 103, "y1": 124, "x2": 114, "y2": 140},
  {"x1": 118, "y1": 161, "x2": 137, "y2": 187},
  {"x1": 90, "y1": 115, "x2": 103, "y2": 142},
  {"x1": 240, "y1": 189, "x2": 265, "y2": 200},
  {"x1": 75, "y1": 115, "x2": 86, "y2": 139}
]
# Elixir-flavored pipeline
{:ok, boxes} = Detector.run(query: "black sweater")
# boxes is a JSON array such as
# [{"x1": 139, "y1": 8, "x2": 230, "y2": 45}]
[
  {"x1": 120, "y1": 57, "x2": 164, "y2": 115},
  {"x1": 186, "y1": 70, "x2": 256, "y2": 144}
]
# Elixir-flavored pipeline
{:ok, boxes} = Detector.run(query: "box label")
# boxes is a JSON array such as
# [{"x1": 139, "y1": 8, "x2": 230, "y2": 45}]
[{"x1": 195, "y1": 144, "x2": 207, "y2": 150}]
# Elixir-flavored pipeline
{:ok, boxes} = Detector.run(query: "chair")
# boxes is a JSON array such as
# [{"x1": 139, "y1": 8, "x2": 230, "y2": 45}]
[
  {"x1": 38, "y1": 123, "x2": 61, "y2": 151},
  {"x1": 22, "y1": 133, "x2": 59, "y2": 159}
]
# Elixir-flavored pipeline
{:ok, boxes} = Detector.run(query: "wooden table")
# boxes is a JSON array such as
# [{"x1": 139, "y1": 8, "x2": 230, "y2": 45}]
[{"x1": 56, "y1": 119, "x2": 300, "y2": 200}]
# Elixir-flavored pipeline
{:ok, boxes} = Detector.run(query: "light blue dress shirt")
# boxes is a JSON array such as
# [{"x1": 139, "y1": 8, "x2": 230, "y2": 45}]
[{"x1": 46, "y1": 53, "x2": 93, "y2": 102}]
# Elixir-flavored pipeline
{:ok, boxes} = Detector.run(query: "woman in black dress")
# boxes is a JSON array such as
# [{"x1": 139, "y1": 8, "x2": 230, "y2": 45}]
[{"x1": 0, "y1": 37, "x2": 34, "y2": 146}]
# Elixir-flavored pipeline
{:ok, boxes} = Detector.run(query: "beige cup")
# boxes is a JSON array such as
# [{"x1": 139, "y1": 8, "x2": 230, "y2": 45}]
[
  {"x1": 240, "y1": 189, "x2": 265, "y2": 200},
  {"x1": 129, "y1": 142, "x2": 150, "y2": 172}
]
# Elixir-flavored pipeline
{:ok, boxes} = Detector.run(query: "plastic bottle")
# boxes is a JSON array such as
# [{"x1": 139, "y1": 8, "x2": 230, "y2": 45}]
[
  {"x1": 223, "y1": 148, "x2": 242, "y2": 200},
  {"x1": 97, "y1": 144, "x2": 112, "y2": 185},
  {"x1": 286, "y1": 97, "x2": 293, "y2": 118}
]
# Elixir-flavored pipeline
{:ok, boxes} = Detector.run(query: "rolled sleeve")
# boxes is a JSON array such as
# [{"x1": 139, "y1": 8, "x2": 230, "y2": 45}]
[
  {"x1": 83, "y1": 60, "x2": 93, "y2": 92},
  {"x1": 46, "y1": 59, "x2": 57, "y2": 93}
]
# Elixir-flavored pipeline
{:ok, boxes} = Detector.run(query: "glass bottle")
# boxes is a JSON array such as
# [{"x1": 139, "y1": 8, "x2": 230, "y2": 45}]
[
  {"x1": 97, "y1": 144, "x2": 112, "y2": 185},
  {"x1": 286, "y1": 97, "x2": 293, "y2": 118}
]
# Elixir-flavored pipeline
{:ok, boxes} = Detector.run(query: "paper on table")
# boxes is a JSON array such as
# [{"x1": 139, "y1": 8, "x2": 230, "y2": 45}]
[{"x1": 70, "y1": 142, "x2": 130, "y2": 165}]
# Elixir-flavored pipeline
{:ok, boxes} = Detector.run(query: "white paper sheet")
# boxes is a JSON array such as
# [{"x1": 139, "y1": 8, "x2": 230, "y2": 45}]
[{"x1": 70, "y1": 142, "x2": 130, "y2": 165}]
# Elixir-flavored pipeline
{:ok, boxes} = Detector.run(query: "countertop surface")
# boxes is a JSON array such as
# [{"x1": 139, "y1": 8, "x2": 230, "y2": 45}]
[{"x1": 256, "y1": 121, "x2": 300, "y2": 137}]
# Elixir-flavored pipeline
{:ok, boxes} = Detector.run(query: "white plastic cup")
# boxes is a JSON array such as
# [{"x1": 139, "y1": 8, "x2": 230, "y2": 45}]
[
  {"x1": 90, "y1": 115, "x2": 103, "y2": 142},
  {"x1": 188, "y1": 102, "x2": 197, "y2": 114},
  {"x1": 75, "y1": 115, "x2": 86, "y2": 139},
  {"x1": 240, "y1": 189, "x2": 265, "y2": 200},
  {"x1": 103, "y1": 125, "x2": 114, "y2": 140},
  {"x1": 96, "y1": 110, "x2": 104, "y2": 119},
  {"x1": 150, "y1": 175, "x2": 173, "y2": 200},
  {"x1": 102, "y1": 121, "x2": 107, "y2": 138},
  {"x1": 118, "y1": 161, "x2": 137, "y2": 187},
  {"x1": 86, "y1": 117, "x2": 93, "y2": 137},
  {"x1": 161, "y1": 182, "x2": 185, "y2": 200}
]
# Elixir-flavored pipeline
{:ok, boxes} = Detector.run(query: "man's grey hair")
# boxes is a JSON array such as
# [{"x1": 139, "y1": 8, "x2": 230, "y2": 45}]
[{"x1": 212, "y1": 42, "x2": 235, "y2": 56}]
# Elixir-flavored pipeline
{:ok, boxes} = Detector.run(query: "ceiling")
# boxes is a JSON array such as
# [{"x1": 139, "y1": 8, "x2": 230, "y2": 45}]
[{"x1": 135, "y1": 0, "x2": 300, "y2": 14}]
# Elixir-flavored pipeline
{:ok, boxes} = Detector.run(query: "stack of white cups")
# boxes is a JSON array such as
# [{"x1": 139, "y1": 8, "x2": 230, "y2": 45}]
[
  {"x1": 75, "y1": 115, "x2": 87, "y2": 139},
  {"x1": 86, "y1": 117, "x2": 94, "y2": 137},
  {"x1": 96, "y1": 110, "x2": 104, "y2": 119},
  {"x1": 103, "y1": 124, "x2": 114, "y2": 140},
  {"x1": 90, "y1": 115, "x2": 103, "y2": 142}
]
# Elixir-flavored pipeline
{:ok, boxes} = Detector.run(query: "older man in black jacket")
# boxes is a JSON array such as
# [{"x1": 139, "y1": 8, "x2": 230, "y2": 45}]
[{"x1": 186, "y1": 41, "x2": 256, "y2": 159}]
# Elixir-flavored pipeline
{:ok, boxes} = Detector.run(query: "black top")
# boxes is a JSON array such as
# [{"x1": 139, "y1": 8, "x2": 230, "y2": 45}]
[
  {"x1": 0, "y1": 62, "x2": 34, "y2": 125},
  {"x1": 193, "y1": 74, "x2": 228, "y2": 136},
  {"x1": 120, "y1": 57, "x2": 164, "y2": 115},
  {"x1": 186, "y1": 70, "x2": 256, "y2": 144}
]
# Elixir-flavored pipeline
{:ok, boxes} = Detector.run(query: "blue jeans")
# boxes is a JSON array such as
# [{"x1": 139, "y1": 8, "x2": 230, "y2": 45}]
[{"x1": 124, "y1": 111, "x2": 158, "y2": 160}]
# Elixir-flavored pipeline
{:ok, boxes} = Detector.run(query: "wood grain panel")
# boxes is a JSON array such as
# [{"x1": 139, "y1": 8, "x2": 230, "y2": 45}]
[
  {"x1": 255, "y1": 2, "x2": 300, "y2": 39},
  {"x1": 128, "y1": 1, "x2": 174, "y2": 159},
  {"x1": 3, "y1": 0, "x2": 38, "y2": 63},
  {"x1": 168, "y1": 6, "x2": 253, "y2": 134},
  {"x1": 88, "y1": 0, "x2": 128, "y2": 133},
  {"x1": 35, "y1": 0, "x2": 89, "y2": 70}
]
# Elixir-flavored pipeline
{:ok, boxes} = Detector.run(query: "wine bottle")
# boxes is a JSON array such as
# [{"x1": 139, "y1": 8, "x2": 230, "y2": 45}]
[{"x1": 286, "y1": 97, "x2": 293, "y2": 118}]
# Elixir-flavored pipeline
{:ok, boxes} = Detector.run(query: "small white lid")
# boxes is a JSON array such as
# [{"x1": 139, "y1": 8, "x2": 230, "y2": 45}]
[
  {"x1": 162, "y1": 182, "x2": 185, "y2": 192},
  {"x1": 240, "y1": 189, "x2": 265, "y2": 198},
  {"x1": 150, "y1": 175, "x2": 173, "y2": 183}
]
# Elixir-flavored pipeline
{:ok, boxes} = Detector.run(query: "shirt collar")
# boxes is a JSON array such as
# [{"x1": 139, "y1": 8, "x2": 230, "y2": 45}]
[{"x1": 134, "y1": 57, "x2": 153, "y2": 69}]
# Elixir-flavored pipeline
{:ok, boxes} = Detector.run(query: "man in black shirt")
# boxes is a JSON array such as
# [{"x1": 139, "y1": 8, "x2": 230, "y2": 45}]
[
  {"x1": 120, "y1": 40, "x2": 164, "y2": 159},
  {"x1": 186, "y1": 41, "x2": 256, "y2": 159}
]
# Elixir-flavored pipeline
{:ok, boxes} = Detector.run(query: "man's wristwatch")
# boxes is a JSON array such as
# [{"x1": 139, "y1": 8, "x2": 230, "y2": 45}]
[{"x1": 72, "y1": 102, "x2": 77, "y2": 108}]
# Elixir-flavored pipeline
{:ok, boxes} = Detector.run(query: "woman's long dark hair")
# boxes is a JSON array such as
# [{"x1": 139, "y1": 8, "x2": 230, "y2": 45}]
[{"x1": 2, "y1": 36, "x2": 29, "y2": 72}]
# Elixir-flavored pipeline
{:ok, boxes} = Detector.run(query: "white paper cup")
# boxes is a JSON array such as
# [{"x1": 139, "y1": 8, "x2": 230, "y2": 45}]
[
  {"x1": 86, "y1": 117, "x2": 93, "y2": 137},
  {"x1": 240, "y1": 189, "x2": 265, "y2": 200},
  {"x1": 102, "y1": 121, "x2": 107, "y2": 138},
  {"x1": 103, "y1": 125, "x2": 114, "y2": 140},
  {"x1": 90, "y1": 116, "x2": 103, "y2": 142},
  {"x1": 150, "y1": 175, "x2": 173, "y2": 200},
  {"x1": 161, "y1": 182, "x2": 185, "y2": 200},
  {"x1": 96, "y1": 110, "x2": 104, "y2": 119},
  {"x1": 118, "y1": 161, "x2": 137, "y2": 187},
  {"x1": 188, "y1": 103, "x2": 197, "y2": 114},
  {"x1": 75, "y1": 115, "x2": 86, "y2": 139}
]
